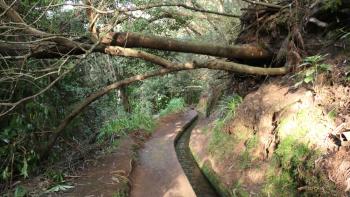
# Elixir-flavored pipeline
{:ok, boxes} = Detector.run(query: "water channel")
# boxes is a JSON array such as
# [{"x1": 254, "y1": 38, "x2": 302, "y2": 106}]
[{"x1": 175, "y1": 120, "x2": 220, "y2": 197}]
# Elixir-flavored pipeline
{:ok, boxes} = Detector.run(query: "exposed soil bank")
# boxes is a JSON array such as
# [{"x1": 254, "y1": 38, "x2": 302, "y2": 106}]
[
  {"x1": 175, "y1": 119, "x2": 219, "y2": 197},
  {"x1": 191, "y1": 77, "x2": 350, "y2": 196},
  {"x1": 130, "y1": 110, "x2": 198, "y2": 197}
]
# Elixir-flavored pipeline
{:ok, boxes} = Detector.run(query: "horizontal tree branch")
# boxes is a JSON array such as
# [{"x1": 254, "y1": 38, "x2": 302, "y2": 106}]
[
  {"x1": 105, "y1": 46, "x2": 288, "y2": 75},
  {"x1": 101, "y1": 32, "x2": 273, "y2": 61}
]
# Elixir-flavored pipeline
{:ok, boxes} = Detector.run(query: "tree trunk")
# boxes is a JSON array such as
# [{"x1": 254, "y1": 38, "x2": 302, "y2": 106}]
[
  {"x1": 101, "y1": 32, "x2": 273, "y2": 61},
  {"x1": 120, "y1": 85, "x2": 131, "y2": 113}
]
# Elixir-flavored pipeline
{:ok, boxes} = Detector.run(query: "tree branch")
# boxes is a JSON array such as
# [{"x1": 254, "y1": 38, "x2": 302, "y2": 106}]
[
  {"x1": 41, "y1": 67, "x2": 181, "y2": 159},
  {"x1": 0, "y1": 0, "x2": 49, "y2": 36},
  {"x1": 40, "y1": 2, "x2": 240, "y2": 18}
]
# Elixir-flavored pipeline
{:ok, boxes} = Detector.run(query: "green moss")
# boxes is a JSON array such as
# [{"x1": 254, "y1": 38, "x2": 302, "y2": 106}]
[
  {"x1": 202, "y1": 163, "x2": 231, "y2": 197},
  {"x1": 264, "y1": 133, "x2": 337, "y2": 196}
]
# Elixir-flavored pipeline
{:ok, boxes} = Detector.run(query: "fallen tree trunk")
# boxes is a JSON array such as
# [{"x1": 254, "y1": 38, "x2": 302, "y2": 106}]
[
  {"x1": 0, "y1": 32, "x2": 273, "y2": 62},
  {"x1": 100, "y1": 32, "x2": 273, "y2": 61}
]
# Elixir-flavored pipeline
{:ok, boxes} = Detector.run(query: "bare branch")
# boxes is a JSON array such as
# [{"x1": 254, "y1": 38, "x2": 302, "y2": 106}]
[
  {"x1": 0, "y1": 70, "x2": 68, "y2": 117},
  {"x1": 40, "y1": 2, "x2": 240, "y2": 18},
  {"x1": 242, "y1": 0, "x2": 285, "y2": 9},
  {"x1": 0, "y1": 0, "x2": 49, "y2": 36}
]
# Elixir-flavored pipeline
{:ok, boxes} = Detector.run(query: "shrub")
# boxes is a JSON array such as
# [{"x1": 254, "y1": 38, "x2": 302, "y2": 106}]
[
  {"x1": 98, "y1": 106, "x2": 155, "y2": 141},
  {"x1": 159, "y1": 98, "x2": 186, "y2": 116}
]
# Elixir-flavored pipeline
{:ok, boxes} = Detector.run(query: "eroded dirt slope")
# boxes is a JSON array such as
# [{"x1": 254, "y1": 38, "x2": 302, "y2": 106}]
[{"x1": 191, "y1": 76, "x2": 350, "y2": 196}]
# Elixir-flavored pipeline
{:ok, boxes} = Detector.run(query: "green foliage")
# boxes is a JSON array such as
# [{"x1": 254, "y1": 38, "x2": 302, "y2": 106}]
[
  {"x1": 323, "y1": 0, "x2": 342, "y2": 11},
  {"x1": 99, "y1": 105, "x2": 155, "y2": 141},
  {"x1": 218, "y1": 95, "x2": 242, "y2": 120},
  {"x1": 14, "y1": 186, "x2": 27, "y2": 197},
  {"x1": 264, "y1": 112, "x2": 337, "y2": 196},
  {"x1": 0, "y1": 113, "x2": 40, "y2": 181},
  {"x1": 41, "y1": 169, "x2": 75, "y2": 194},
  {"x1": 295, "y1": 54, "x2": 332, "y2": 87},
  {"x1": 208, "y1": 119, "x2": 232, "y2": 158},
  {"x1": 45, "y1": 169, "x2": 65, "y2": 183},
  {"x1": 44, "y1": 184, "x2": 74, "y2": 193},
  {"x1": 209, "y1": 95, "x2": 242, "y2": 159},
  {"x1": 263, "y1": 134, "x2": 313, "y2": 196},
  {"x1": 0, "y1": 0, "x2": 235, "y2": 191},
  {"x1": 159, "y1": 98, "x2": 186, "y2": 116}
]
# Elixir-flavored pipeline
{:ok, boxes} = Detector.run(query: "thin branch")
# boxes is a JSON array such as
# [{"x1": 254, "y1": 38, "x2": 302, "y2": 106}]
[
  {"x1": 0, "y1": 70, "x2": 68, "y2": 116},
  {"x1": 0, "y1": 0, "x2": 16, "y2": 18},
  {"x1": 40, "y1": 2, "x2": 240, "y2": 18},
  {"x1": 0, "y1": 0, "x2": 49, "y2": 36},
  {"x1": 242, "y1": 0, "x2": 285, "y2": 9}
]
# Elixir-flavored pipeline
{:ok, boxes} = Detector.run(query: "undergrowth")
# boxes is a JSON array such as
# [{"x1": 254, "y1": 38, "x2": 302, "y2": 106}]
[
  {"x1": 98, "y1": 105, "x2": 155, "y2": 142},
  {"x1": 208, "y1": 95, "x2": 242, "y2": 159},
  {"x1": 294, "y1": 54, "x2": 332, "y2": 87},
  {"x1": 159, "y1": 97, "x2": 186, "y2": 116}
]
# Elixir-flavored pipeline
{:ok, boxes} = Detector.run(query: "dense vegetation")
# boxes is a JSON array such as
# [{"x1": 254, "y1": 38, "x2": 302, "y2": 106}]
[{"x1": 1, "y1": 0, "x2": 350, "y2": 195}]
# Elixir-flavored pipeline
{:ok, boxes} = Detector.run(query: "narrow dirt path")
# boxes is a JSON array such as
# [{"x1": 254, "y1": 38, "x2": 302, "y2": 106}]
[
  {"x1": 130, "y1": 110, "x2": 198, "y2": 197},
  {"x1": 61, "y1": 137, "x2": 136, "y2": 197}
]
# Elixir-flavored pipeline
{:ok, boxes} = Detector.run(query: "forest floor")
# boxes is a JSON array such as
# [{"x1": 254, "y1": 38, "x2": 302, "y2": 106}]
[
  {"x1": 60, "y1": 136, "x2": 137, "y2": 197},
  {"x1": 130, "y1": 110, "x2": 197, "y2": 197}
]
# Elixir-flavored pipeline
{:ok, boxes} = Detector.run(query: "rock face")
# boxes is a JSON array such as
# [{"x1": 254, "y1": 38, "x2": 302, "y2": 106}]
[{"x1": 191, "y1": 79, "x2": 350, "y2": 196}]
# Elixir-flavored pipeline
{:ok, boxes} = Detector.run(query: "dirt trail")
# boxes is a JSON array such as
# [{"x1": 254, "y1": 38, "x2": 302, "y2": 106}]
[
  {"x1": 61, "y1": 137, "x2": 136, "y2": 197},
  {"x1": 130, "y1": 110, "x2": 198, "y2": 197}
]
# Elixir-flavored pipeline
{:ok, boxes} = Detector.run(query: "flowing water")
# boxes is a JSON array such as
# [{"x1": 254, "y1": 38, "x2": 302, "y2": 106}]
[{"x1": 175, "y1": 121, "x2": 220, "y2": 197}]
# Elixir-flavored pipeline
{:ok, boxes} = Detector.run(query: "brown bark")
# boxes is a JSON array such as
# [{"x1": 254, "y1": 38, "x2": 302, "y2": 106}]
[
  {"x1": 105, "y1": 46, "x2": 288, "y2": 76},
  {"x1": 120, "y1": 85, "x2": 131, "y2": 113},
  {"x1": 101, "y1": 32, "x2": 273, "y2": 61},
  {"x1": 1, "y1": 32, "x2": 273, "y2": 62}
]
